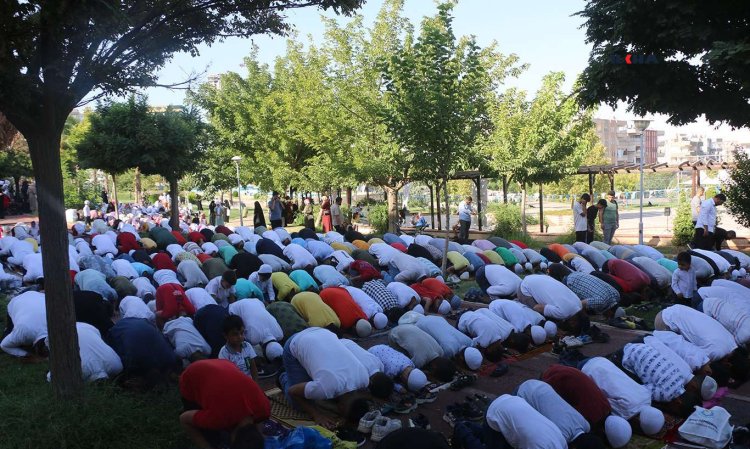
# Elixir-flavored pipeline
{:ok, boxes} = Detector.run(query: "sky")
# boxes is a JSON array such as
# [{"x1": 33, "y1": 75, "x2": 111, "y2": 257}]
[{"x1": 143, "y1": 0, "x2": 591, "y2": 106}]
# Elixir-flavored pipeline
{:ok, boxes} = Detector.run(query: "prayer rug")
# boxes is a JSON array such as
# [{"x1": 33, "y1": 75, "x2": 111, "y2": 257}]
[{"x1": 266, "y1": 389, "x2": 313, "y2": 422}]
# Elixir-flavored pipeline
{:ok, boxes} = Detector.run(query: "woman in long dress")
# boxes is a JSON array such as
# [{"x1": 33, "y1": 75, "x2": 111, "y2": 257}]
[
  {"x1": 302, "y1": 198, "x2": 315, "y2": 230},
  {"x1": 253, "y1": 201, "x2": 267, "y2": 228},
  {"x1": 319, "y1": 196, "x2": 332, "y2": 233},
  {"x1": 214, "y1": 202, "x2": 224, "y2": 226}
]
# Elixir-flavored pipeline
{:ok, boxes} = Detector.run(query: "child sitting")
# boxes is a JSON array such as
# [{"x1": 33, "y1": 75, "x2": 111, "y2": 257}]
[{"x1": 218, "y1": 315, "x2": 259, "y2": 381}]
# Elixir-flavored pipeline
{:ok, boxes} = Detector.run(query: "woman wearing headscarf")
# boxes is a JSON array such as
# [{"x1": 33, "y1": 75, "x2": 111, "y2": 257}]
[
  {"x1": 253, "y1": 201, "x2": 267, "y2": 228},
  {"x1": 208, "y1": 200, "x2": 216, "y2": 226},
  {"x1": 302, "y1": 197, "x2": 315, "y2": 230},
  {"x1": 214, "y1": 201, "x2": 224, "y2": 226},
  {"x1": 319, "y1": 195, "x2": 332, "y2": 233}
]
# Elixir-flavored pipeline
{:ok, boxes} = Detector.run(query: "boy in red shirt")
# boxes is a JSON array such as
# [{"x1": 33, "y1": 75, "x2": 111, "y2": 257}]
[
  {"x1": 319, "y1": 287, "x2": 373, "y2": 337},
  {"x1": 180, "y1": 359, "x2": 269, "y2": 449},
  {"x1": 155, "y1": 283, "x2": 196, "y2": 328}
]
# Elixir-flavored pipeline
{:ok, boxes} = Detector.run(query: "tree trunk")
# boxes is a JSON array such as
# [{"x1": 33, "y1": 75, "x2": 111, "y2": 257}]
[
  {"x1": 345, "y1": 187, "x2": 352, "y2": 208},
  {"x1": 26, "y1": 131, "x2": 84, "y2": 400},
  {"x1": 169, "y1": 176, "x2": 179, "y2": 230},
  {"x1": 134, "y1": 167, "x2": 142, "y2": 204},
  {"x1": 520, "y1": 182, "x2": 528, "y2": 234},
  {"x1": 441, "y1": 179, "x2": 451, "y2": 277},
  {"x1": 383, "y1": 185, "x2": 400, "y2": 233},
  {"x1": 111, "y1": 173, "x2": 119, "y2": 219}
]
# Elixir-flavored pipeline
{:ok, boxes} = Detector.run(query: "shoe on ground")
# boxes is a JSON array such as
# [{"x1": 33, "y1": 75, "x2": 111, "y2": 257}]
[
  {"x1": 561, "y1": 336, "x2": 584, "y2": 348},
  {"x1": 416, "y1": 388, "x2": 437, "y2": 404},
  {"x1": 371, "y1": 417, "x2": 402, "y2": 442},
  {"x1": 577, "y1": 334, "x2": 593, "y2": 345},
  {"x1": 256, "y1": 364, "x2": 279, "y2": 379},
  {"x1": 393, "y1": 396, "x2": 417, "y2": 414},
  {"x1": 443, "y1": 406, "x2": 462, "y2": 428},
  {"x1": 408, "y1": 413, "x2": 431, "y2": 430},
  {"x1": 357, "y1": 410, "x2": 382, "y2": 434}
]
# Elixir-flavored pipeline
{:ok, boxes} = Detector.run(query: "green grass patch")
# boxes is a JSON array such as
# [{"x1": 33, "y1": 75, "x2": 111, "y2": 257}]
[{"x1": 0, "y1": 294, "x2": 190, "y2": 449}]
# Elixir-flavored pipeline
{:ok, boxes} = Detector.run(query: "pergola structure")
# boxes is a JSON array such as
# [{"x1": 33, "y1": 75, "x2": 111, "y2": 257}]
[{"x1": 426, "y1": 170, "x2": 488, "y2": 231}]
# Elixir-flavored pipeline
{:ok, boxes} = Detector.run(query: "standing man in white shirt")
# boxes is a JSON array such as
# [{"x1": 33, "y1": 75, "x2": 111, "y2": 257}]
[
  {"x1": 457, "y1": 197, "x2": 475, "y2": 242},
  {"x1": 331, "y1": 197, "x2": 344, "y2": 233},
  {"x1": 573, "y1": 193, "x2": 590, "y2": 243},
  {"x1": 690, "y1": 186, "x2": 704, "y2": 226},
  {"x1": 692, "y1": 193, "x2": 726, "y2": 250}
]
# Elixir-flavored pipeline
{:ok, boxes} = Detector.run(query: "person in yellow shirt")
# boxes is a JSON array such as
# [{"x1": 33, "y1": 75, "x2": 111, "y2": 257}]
[
  {"x1": 290, "y1": 292, "x2": 341, "y2": 331},
  {"x1": 271, "y1": 272, "x2": 301, "y2": 302}
]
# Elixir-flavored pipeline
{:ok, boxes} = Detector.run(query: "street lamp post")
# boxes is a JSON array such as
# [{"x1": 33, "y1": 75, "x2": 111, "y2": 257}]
[
  {"x1": 633, "y1": 119, "x2": 651, "y2": 245},
  {"x1": 231, "y1": 156, "x2": 243, "y2": 226}
]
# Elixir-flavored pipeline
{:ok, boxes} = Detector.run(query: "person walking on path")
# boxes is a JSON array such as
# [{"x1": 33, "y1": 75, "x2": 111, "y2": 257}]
[
  {"x1": 457, "y1": 196, "x2": 475, "y2": 242},
  {"x1": 692, "y1": 193, "x2": 726, "y2": 250},
  {"x1": 573, "y1": 194, "x2": 590, "y2": 243},
  {"x1": 600, "y1": 191, "x2": 619, "y2": 245},
  {"x1": 691, "y1": 187, "x2": 704, "y2": 227}
]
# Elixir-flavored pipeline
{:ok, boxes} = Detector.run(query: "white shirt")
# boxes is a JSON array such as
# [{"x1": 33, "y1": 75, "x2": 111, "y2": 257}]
[
  {"x1": 153, "y1": 269, "x2": 180, "y2": 286},
  {"x1": 652, "y1": 330, "x2": 710, "y2": 372},
  {"x1": 330, "y1": 204, "x2": 343, "y2": 226},
  {"x1": 643, "y1": 335, "x2": 693, "y2": 381},
  {"x1": 622, "y1": 343, "x2": 689, "y2": 402},
  {"x1": 324, "y1": 231, "x2": 345, "y2": 244},
  {"x1": 92, "y1": 234, "x2": 117, "y2": 256},
  {"x1": 112, "y1": 259, "x2": 139, "y2": 280},
  {"x1": 390, "y1": 253, "x2": 427, "y2": 277},
  {"x1": 486, "y1": 395, "x2": 567, "y2": 449},
  {"x1": 283, "y1": 243, "x2": 318, "y2": 270},
  {"x1": 201, "y1": 242, "x2": 219, "y2": 255},
  {"x1": 632, "y1": 256, "x2": 671, "y2": 288},
  {"x1": 483, "y1": 265, "x2": 522, "y2": 298},
  {"x1": 184, "y1": 287, "x2": 217, "y2": 311},
  {"x1": 228, "y1": 298, "x2": 283, "y2": 345},
  {"x1": 582, "y1": 357, "x2": 652, "y2": 419},
  {"x1": 691, "y1": 195, "x2": 703, "y2": 221},
  {"x1": 386, "y1": 282, "x2": 420, "y2": 308},
  {"x1": 415, "y1": 315, "x2": 473, "y2": 358},
  {"x1": 8, "y1": 239, "x2": 33, "y2": 266},
  {"x1": 306, "y1": 240, "x2": 334, "y2": 260},
  {"x1": 661, "y1": 304, "x2": 737, "y2": 361},
  {"x1": 258, "y1": 254, "x2": 291, "y2": 272},
  {"x1": 1, "y1": 291, "x2": 48, "y2": 357},
  {"x1": 689, "y1": 255, "x2": 714, "y2": 279},
  {"x1": 289, "y1": 327, "x2": 370, "y2": 400},
  {"x1": 458, "y1": 310, "x2": 513, "y2": 348},
  {"x1": 573, "y1": 201, "x2": 587, "y2": 232},
  {"x1": 262, "y1": 230, "x2": 283, "y2": 247},
  {"x1": 723, "y1": 250, "x2": 750, "y2": 269},
  {"x1": 218, "y1": 342, "x2": 257, "y2": 377},
  {"x1": 368, "y1": 243, "x2": 400, "y2": 267},
  {"x1": 344, "y1": 286, "x2": 383, "y2": 318},
  {"x1": 166, "y1": 243, "x2": 185, "y2": 259},
  {"x1": 711, "y1": 279, "x2": 750, "y2": 300},
  {"x1": 132, "y1": 276, "x2": 157, "y2": 300},
  {"x1": 177, "y1": 260, "x2": 209, "y2": 288},
  {"x1": 163, "y1": 317, "x2": 211, "y2": 359},
  {"x1": 517, "y1": 380, "x2": 590, "y2": 442},
  {"x1": 206, "y1": 276, "x2": 235, "y2": 308},
  {"x1": 695, "y1": 198, "x2": 717, "y2": 232},
  {"x1": 75, "y1": 239, "x2": 93, "y2": 257},
  {"x1": 330, "y1": 249, "x2": 354, "y2": 272},
  {"x1": 340, "y1": 339, "x2": 383, "y2": 377},
  {"x1": 248, "y1": 271, "x2": 275, "y2": 302},
  {"x1": 488, "y1": 299, "x2": 544, "y2": 332},
  {"x1": 701, "y1": 295, "x2": 750, "y2": 345},
  {"x1": 519, "y1": 275, "x2": 582, "y2": 320},
  {"x1": 22, "y1": 253, "x2": 44, "y2": 283},
  {"x1": 65, "y1": 322, "x2": 122, "y2": 382},
  {"x1": 0, "y1": 236, "x2": 18, "y2": 256},
  {"x1": 274, "y1": 227, "x2": 291, "y2": 244},
  {"x1": 119, "y1": 295, "x2": 156, "y2": 322},
  {"x1": 367, "y1": 344, "x2": 412, "y2": 379},
  {"x1": 234, "y1": 226, "x2": 255, "y2": 242},
  {"x1": 693, "y1": 249, "x2": 731, "y2": 273}
]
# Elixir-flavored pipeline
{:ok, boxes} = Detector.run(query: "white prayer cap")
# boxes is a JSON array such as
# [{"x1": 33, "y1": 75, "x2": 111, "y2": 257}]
[
  {"x1": 372, "y1": 312, "x2": 388, "y2": 330},
  {"x1": 732, "y1": 269, "x2": 740, "y2": 280},
  {"x1": 464, "y1": 347, "x2": 483, "y2": 370},
  {"x1": 459, "y1": 272, "x2": 470, "y2": 280},
  {"x1": 701, "y1": 376, "x2": 718, "y2": 400},
  {"x1": 355, "y1": 319, "x2": 373, "y2": 337},
  {"x1": 412, "y1": 304, "x2": 425, "y2": 315},
  {"x1": 639, "y1": 406, "x2": 664, "y2": 436},
  {"x1": 438, "y1": 301, "x2": 451, "y2": 314},
  {"x1": 264, "y1": 341, "x2": 283, "y2": 361},
  {"x1": 614, "y1": 307, "x2": 626, "y2": 319},
  {"x1": 740, "y1": 268, "x2": 747, "y2": 277},
  {"x1": 524, "y1": 262, "x2": 533, "y2": 272},
  {"x1": 539, "y1": 262, "x2": 548, "y2": 271},
  {"x1": 530, "y1": 325, "x2": 546, "y2": 345},
  {"x1": 514, "y1": 263, "x2": 524, "y2": 275},
  {"x1": 543, "y1": 321, "x2": 558, "y2": 338},
  {"x1": 258, "y1": 264, "x2": 273, "y2": 275},
  {"x1": 605, "y1": 416, "x2": 632, "y2": 448},
  {"x1": 407, "y1": 369, "x2": 428, "y2": 392}
]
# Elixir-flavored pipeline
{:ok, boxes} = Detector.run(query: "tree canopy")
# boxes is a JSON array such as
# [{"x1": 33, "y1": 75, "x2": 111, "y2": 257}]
[{"x1": 576, "y1": 0, "x2": 750, "y2": 127}]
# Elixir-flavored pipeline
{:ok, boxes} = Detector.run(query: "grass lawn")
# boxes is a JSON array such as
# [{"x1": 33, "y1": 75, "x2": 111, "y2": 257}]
[{"x1": 0, "y1": 295, "x2": 190, "y2": 449}]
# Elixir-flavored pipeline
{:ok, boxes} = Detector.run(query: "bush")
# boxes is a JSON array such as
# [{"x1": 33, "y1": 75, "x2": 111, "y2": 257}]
[
  {"x1": 187, "y1": 191, "x2": 202, "y2": 205},
  {"x1": 487, "y1": 203, "x2": 538, "y2": 238},
  {"x1": 368, "y1": 203, "x2": 389, "y2": 234},
  {"x1": 672, "y1": 196, "x2": 694, "y2": 247},
  {"x1": 146, "y1": 193, "x2": 160, "y2": 204}
]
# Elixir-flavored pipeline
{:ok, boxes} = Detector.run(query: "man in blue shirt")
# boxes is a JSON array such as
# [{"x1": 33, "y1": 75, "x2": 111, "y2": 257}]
[
  {"x1": 268, "y1": 191, "x2": 284, "y2": 229},
  {"x1": 457, "y1": 197, "x2": 475, "y2": 242},
  {"x1": 106, "y1": 317, "x2": 179, "y2": 388}
]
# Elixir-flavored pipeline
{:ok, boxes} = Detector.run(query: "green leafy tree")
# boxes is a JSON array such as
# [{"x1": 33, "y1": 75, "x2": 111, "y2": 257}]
[
  {"x1": 724, "y1": 150, "x2": 750, "y2": 228},
  {"x1": 577, "y1": 0, "x2": 750, "y2": 127},
  {"x1": 672, "y1": 194, "x2": 694, "y2": 246},
  {"x1": 482, "y1": 73, "x2": 595, "y2": 233},
  {"x1": 548, "y1": 137, "x2": 610, "y2": 196},
  {"x1": 0, "y1": 0, "x2": 362, "y2": 399}
]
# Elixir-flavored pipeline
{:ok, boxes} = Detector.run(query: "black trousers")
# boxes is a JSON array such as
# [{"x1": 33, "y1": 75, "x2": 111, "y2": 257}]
[
  {"x1": 575, "y1": 231, "x2": 587, "y2": 242},
  {"x1": 692, "y1": 228, "x2": 714, "y2": 250},
  {"x1": 270, "y1": 219, "x2": 282, "y2": 229},
  {"x1": 459, "y1": 219, "x2": 470, "y2": 241}
]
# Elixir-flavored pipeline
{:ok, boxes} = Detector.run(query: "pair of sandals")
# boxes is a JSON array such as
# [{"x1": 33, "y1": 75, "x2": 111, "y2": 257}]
[{"x1": 450, "y1": 373, "x2": 478, "y2": 391}]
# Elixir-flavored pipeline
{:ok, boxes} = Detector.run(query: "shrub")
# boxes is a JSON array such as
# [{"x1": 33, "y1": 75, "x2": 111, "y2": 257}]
[
  {"x1": 487, "y1": 203, "x2": 538, "y2": 237},
  {"x1": 367, "y1": 203, "x2": 389, "y2": 234},
  {"x1": 671, "y1": 196, "x2": 694, "y2": 247}
]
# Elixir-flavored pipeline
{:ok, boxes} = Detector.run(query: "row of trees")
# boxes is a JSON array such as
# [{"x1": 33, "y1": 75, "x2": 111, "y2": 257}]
[{"x1": 189, "y1": 0, "x2": 598, "y2": 233}]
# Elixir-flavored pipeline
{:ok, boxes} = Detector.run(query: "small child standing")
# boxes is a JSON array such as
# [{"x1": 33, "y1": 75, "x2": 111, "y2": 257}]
[
  {"x1": 218, "y1": 315, "x2": 259, "y2": 380},
  {"x1": 671, "y1": 251, "x2": 699, "y2": 308}
]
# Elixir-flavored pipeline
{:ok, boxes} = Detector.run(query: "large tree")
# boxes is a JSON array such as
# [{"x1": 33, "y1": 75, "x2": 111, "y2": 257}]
[
  {"x1": 482, "y1": 73, "x2": 595, "y2": 233},
  {"x1": 576, "y1": 0, "x2": 750, "y2": 127},
  {"x1": 0, "y1": 0, "x2": 363, "y2": 399}
]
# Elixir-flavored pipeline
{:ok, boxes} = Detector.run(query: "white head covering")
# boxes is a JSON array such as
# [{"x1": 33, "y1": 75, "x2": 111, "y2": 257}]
[
  {"x1": 605, "y1": 416, "x2": 632, "y2": 448},
  {"x1": 265, "y1": 341, "x2": 283, "y2": 361},
  {"x1": 258, "y1": 264, "x2": 273, "y2": 275},
  {"x1": 731, "y1": 269, "x2": 740, "y2": 280},
  {"x1": 412, "y1": 304, "x2": 425, "y2": 315},
  {"x1": 639, "y1": 406, "x2": 664, "y2": 436},
  {"x1": 407, "y1": 369, "x2": 428, "y2": 392},
  {"x1": 539, "y1": 262, "x2": 548, "y2": 271},
  {"x1": 543, "y1": 321, "x2": 558, "y2": 338},
  {"x1": 438, "y1": 301, "x2": 451, "y2": 314},
  {"x1": 355, "y1": 319, "x2": 373, "y2": 337},
  {"x1": 460, "y1": 271, "x2": 470, "y2": 280},
  {"x1": 514, "y1": 263, "x2": 524, "y2": 275},
  {"x1": 464, "y1": 347, "x2": 483, "y2": 370},
  {"x1": 530, "y1": 325, "x2": 546, "y2": 345},
  {"x1": 372, "y1": 312, "x2": 388, "y2": 330},
  {"x1": 524, "y1": 262, "x2": 533, "y2": 272},
  {"x1": 740, "y1": 268, "x2": 747, "y2": 277},
  {"x1": 701, "y1": 376, "x2": 718, "y2": 400}
]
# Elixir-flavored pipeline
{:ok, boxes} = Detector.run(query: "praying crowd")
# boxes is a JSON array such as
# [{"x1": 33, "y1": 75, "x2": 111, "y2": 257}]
[{"x1": 1, "y1": 198, "x2": 749, "y2": 449}]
